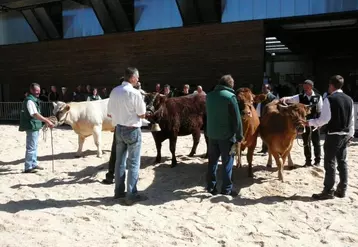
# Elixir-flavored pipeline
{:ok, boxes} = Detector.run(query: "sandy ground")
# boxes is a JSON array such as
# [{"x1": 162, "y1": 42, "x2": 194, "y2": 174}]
[{"x1": 0, "y1": 125, "x2": 357, "y2": 247}]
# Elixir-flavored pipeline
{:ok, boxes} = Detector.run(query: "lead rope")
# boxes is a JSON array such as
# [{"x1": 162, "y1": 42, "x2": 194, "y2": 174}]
[
  {"x1": 296, "y1": 126, "x2": 322, "y2": 147},
  {"x1": 42, "y1": 116, "x2": 59, "y2": 172}
]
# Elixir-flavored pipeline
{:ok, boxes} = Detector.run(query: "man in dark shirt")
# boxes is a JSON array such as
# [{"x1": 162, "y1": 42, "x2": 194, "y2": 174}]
[
  {"x1": 48, "y1": 86, "x2": 60, "y2": 102},
  {"x1": 280, "y1": 80, "x2": 323, "y2": 166},
  {"x1": 306, "y1": 75, "x2": 354, "y2": 200}
]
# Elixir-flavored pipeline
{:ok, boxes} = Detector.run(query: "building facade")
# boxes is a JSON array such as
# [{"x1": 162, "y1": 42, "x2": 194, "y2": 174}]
[{"x1": 0, "y1": 0, "x2": 358, "y2": 100}]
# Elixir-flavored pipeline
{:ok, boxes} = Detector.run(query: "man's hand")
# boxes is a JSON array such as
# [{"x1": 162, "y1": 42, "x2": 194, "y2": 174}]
[
  {"x1": 46, "y1": 120, "x2": 55, "y2": 129},
  {"x1": 279, "y1": 97, "x2": 287, "y2": 103}
]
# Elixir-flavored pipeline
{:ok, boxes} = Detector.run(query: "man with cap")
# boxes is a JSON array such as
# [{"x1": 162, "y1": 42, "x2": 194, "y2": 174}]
[{"x1": 280, "y1": 79, "x2": 323, "y2": 166}]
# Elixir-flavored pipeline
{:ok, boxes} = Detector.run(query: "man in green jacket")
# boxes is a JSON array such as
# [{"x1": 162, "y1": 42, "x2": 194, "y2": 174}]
[
  {"x1": 206, "y1": 75, "x2": 243, "y2": 197},
  {"x1": 19, "y1": 83, "x2": 55, "y2": 173}
]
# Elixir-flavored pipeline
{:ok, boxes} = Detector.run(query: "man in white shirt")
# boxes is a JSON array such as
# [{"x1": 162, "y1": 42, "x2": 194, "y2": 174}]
[
  {"x1": 19, "y1": 83, "x2": 54, "y2": 173},
  {"x1": 280, "y1": 80, "x2": 323, "y2": 166},
  {"x1": 107, "y1": 67, "x2": 147, "y2": 205},
  {"x1": 304, "y1": 75, "x2": 354, "y2": 200}
]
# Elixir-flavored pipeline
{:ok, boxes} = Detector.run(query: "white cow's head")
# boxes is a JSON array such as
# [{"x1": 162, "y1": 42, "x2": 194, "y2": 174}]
[{"x1": 52, "y1": 101, "x2": 70, "y2": 125}]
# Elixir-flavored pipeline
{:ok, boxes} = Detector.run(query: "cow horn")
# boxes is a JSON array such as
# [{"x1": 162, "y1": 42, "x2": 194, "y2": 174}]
[
  {"x1": 278, "y1": 104, "x2": 289, "y2": 108},
  {"x1": 150, "y1": 123, "x2": 161, "y2": 132}
]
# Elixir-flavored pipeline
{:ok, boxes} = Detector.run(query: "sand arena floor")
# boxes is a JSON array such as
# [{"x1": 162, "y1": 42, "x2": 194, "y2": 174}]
[{"x1": 0, "y1": 125, "x2": 357, "y2": 247}]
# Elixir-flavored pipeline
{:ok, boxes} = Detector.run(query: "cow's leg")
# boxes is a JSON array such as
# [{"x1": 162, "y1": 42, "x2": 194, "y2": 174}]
[
  {"x1": 247, "y1": 146, "x2": 255, "y2": 177},
  {"x1": 189, "y1": 130, "x2": 201, "y2": 157},
  {"x1": 153, "y1": 134, "x2": 162, "y2": 164},
  {"x1": 235, "y1": 143, "x2": 242, "y2": 168},
  {"x1": 272, "y1": 152, "x2": 284, "y2": 182},
  {"x1": 266, "y1": 151, "x2": 273, "y2": 168},
  {"x1": 169, "y1": 135, "x2": 178, "y2": 167},
  {"x1": 93, "y1": 125, "x2": 103, "y2": 158},
  {"x1": 201, "y1": 134, "x2": 209, "y2": 158},
  {"x1": 75, "y1": 135, "x2": 85, "y2": 157},
  {"x1": 287, "y1": 152, "x2": 294, "y2": 167}
]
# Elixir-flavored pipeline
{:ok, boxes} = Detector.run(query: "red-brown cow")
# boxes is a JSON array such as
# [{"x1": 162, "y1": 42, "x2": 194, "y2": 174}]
[
  {"x1": 235, "y1": 88, "x2": 266, "y2": 177},
  {"x1": 145, "y1": 93, "x2": 208, "y2": 167},
  {"x1": 260, "y1": 100, "x2": 310, "y2": 181}
]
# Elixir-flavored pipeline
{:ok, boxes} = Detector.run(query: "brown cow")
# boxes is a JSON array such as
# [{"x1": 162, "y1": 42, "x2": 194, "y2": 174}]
[
  {"x1": 145, "y1": 93, "x2": 208, "y2": 167},
  {"x1": 260, "y1": 100, "x2": 310, "y2": 181},
  {"x1": 235, "y1": 88, "x2": 267, "y2": 177}
]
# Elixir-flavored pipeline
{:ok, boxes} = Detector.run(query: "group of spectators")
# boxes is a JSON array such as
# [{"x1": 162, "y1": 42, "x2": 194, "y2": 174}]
[{"x1": 23, "y1": 85, "x2": 108, "y2": 103}]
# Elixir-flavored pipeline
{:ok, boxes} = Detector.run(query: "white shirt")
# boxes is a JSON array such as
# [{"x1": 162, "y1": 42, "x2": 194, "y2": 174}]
[
  {"x1": 308, "y1": 89, "x2": 355, "y2": 137},
  {"x1": 107, "y1": 82, "x2": 146, "y2": 127},
  {"x1": 282, "y1": 91, "x2": 323, "y2": 113},
  {"x1": 27, "y1": 100, "x2": 38, "y2": 116}
]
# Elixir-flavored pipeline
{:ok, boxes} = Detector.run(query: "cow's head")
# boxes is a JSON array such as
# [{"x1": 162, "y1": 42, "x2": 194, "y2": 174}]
[
  {"x1": 52, "y1": 101, "x2": 70, "y2": 125},
  {"x1": 277, "y1": 103, "x2": 311, "y2": 134},
  {"x1": 144, "y1": 92, "x2": 167, "y2": 113},
  {"x1": 236, "y1": 88, "x2": 258, "y2": 119}
]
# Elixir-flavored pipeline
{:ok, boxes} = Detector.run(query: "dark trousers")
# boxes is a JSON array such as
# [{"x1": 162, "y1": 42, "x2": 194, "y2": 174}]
[
  {"x1": 302, "y1": 126, "x2": 321, "y2": 164},
  {"x1": 207, "y1": 138, "x2": 235, "y2": 194},
  {"x1": 323, "y1": 134, "x2": 350, "y2": 192},
  {"x1": 105, "y1": 129, "x2": 116, "y2": 181}
]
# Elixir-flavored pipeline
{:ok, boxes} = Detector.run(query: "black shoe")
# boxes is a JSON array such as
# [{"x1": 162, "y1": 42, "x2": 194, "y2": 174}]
[
  {"x1": 312, "y1": 190, "x2": 334, "y2": 200},
  {"x1": 313, "y1": 160, "x2": 320, "y2": 166},
  {"x1": 207, "y1": 188, "x2": 218, "y2": 195},
  {"x1": 24, "y1": 168, "x2": 37, "y2": 173},
  {"x1": 221, "y1": 190, "x2": 239, "y2": 197},
  {"x1": 334, "y1": 189, "x2": 346, "y2": 198},
  {"x1": 114, "y1": 192, "x2": 126, "y2": 199},
  {"x1": 33, "y1": 166, "x2": 44, "y2": 170},
  {"x1": 102, "y1": 178, "x2": 114, "y2": 185},
  {"x1": 125, "y1": 194, "x2": 148, "y2": 206}
]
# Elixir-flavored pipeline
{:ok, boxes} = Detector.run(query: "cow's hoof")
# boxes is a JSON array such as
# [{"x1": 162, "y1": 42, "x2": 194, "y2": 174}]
[
  {"x1": 266, "y1": 164, "x2": 272, "y2": 168},
  {"x1": 188, "y1": 152, "x2": 195, "y2": 157},
  {"x1": 171, "y1": 162, "x2": 177, "y2": 168}
]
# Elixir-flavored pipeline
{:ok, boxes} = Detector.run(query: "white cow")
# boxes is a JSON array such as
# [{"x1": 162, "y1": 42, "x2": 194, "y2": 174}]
[{"x1": 52, "y1": 99, "x2": 114, "y2": 158}]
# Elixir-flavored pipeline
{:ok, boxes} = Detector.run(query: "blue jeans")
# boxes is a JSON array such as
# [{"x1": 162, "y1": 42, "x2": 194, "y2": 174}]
[
  {"x1": 114, "y1": 125, "x2": 142, "y2": 199},
  {"x1": 24, "y1": 130, "x2": 39, "y2": 171},
  {"x1": 207, "y1": 138, "x2": 235, "y2": 194}
]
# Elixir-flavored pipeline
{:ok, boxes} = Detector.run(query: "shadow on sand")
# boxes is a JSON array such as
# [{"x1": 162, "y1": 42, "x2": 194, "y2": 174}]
[
  {"x1": 0, "y1": 154, "x2": 313, "y2": 213},
  {"x1": 0, "y1": 149, "x2": 111, "y2": 167}
]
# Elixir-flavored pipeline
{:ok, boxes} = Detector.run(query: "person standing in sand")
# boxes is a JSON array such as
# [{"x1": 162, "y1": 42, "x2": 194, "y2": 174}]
[
  {"x1": 305, "y1": 75, "x2": 354, "y2": 200},
  {"x1": 19, "y1": 83, "x2": 54, "y2": 173},
  {"x1": 107, "y1": 67, "x2": 147, "y2": 205},
  {"x1": 205, "y1": 74, "x2": 243, "y2": 197}
]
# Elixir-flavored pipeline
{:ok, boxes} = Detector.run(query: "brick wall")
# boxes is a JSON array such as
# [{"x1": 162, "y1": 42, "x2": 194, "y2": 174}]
[{"x1": 0, "y1": 21, "x2": 264, "y2": 101}]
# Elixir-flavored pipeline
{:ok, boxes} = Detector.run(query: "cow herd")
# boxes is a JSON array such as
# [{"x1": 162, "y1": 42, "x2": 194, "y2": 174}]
[{"x1": 52, "y1": 88, "x2": 310, "y2": 182}]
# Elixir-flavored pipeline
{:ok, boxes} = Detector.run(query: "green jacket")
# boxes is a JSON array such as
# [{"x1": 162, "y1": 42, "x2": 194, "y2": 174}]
[
  {"x1": 206, "y1": 85, "x2": 243, "y2": 141},
  {"x1": 19, "y1": 94, "x2": 43, "y2": 132}
]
